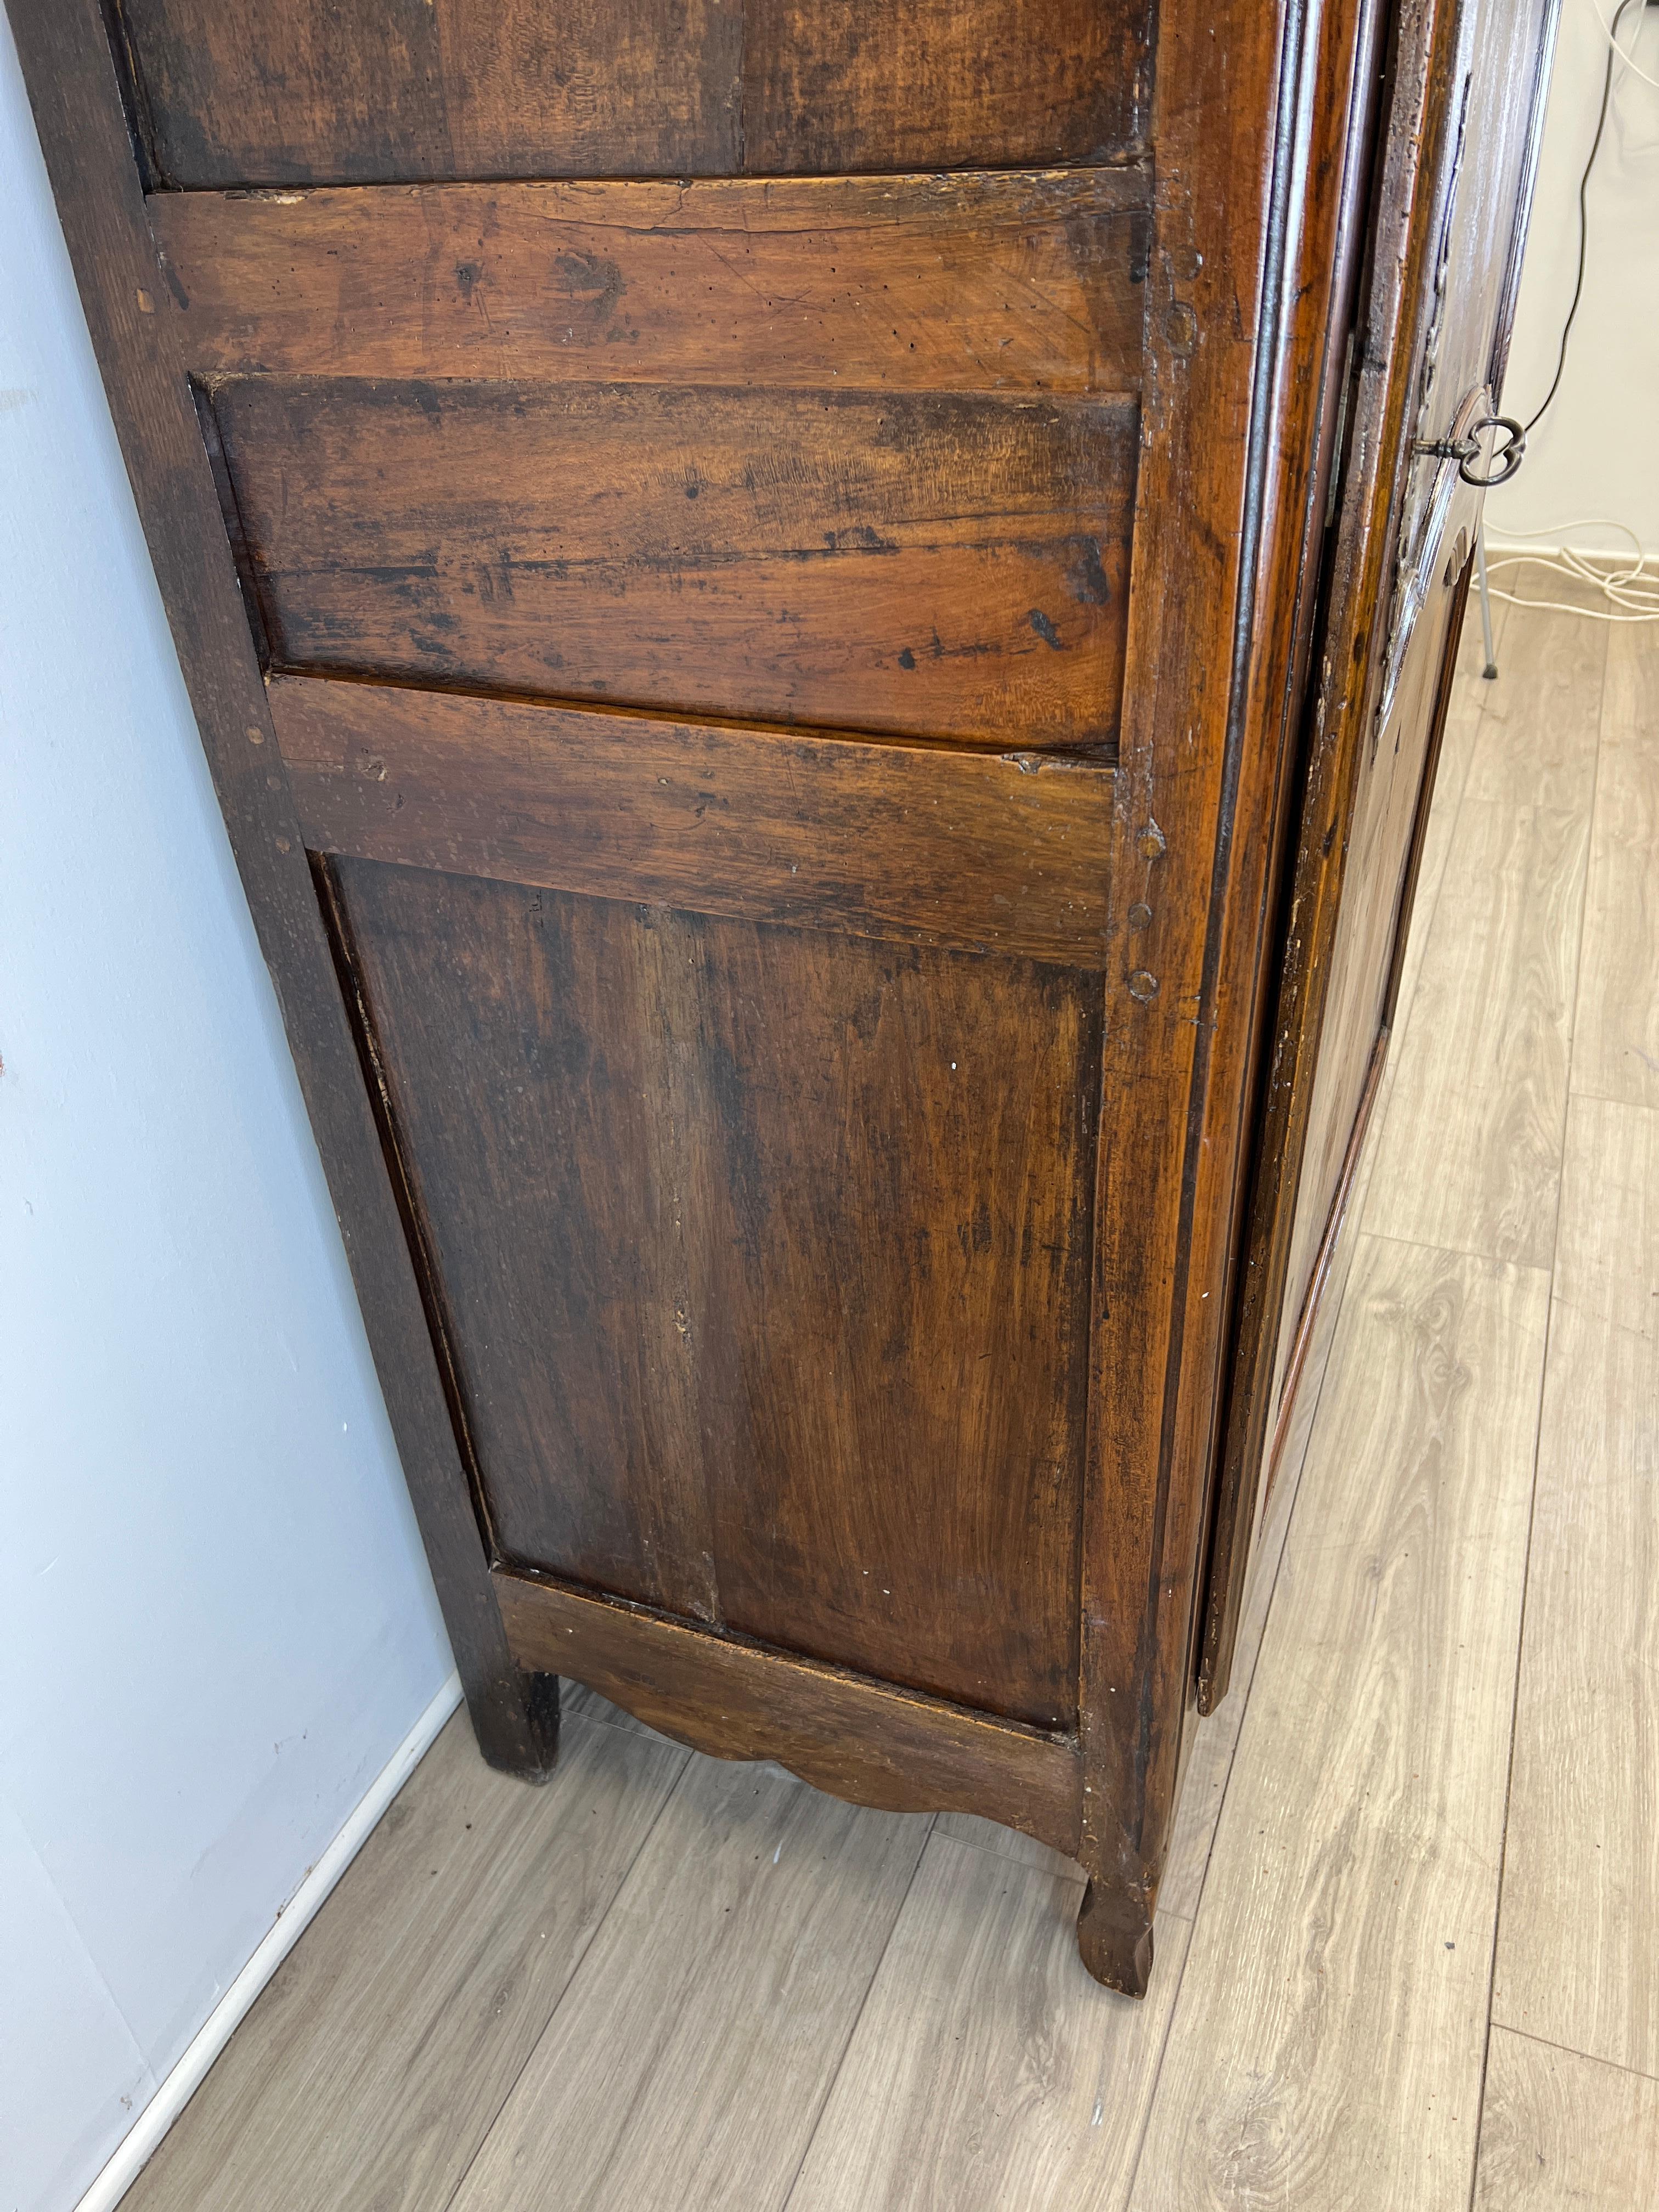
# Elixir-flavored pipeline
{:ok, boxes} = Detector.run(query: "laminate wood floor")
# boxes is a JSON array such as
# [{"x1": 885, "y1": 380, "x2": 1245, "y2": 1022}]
[{"x1": 125, "y1": 596, "x2": 1659, "y2": 2211}]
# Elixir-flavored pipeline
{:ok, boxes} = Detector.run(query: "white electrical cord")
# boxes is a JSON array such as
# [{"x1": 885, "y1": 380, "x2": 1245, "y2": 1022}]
[
  {"x1": 1591, "y1": 0, "x2": 1659, "y2": 91},
  {"x1": 1484, "y1": 520, "x2": 1659, "y2": 620},
  {"x1": 1489, "y1": 16, "x2": 1659, "y2": 620}
]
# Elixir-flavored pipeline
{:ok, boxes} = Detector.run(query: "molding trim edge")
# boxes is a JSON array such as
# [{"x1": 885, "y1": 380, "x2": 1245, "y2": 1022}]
[{"x1": 74, "y1": 1669, "x2": 464, "y2": 2212}]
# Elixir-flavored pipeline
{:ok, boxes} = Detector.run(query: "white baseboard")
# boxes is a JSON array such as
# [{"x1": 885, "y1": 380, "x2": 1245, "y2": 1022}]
[{"x1": 74, "y1": 1669, "x2": 464, "y2": 2212}]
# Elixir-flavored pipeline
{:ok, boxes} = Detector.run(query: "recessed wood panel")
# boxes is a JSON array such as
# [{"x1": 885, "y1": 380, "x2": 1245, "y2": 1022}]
[
  {"x1": 273, "y1": 675, "x2": 1114, "y2": 964},
  {"x1": 336, "y1": 860, "x2": 1100, "y2": 1729},
  {"x1": 212, "y1": 379, "x2": 1136, "y2": 749},
  {"x1": 117, "y1": 0, "x2": 743, "y2": 186},
  {"x1": 115, "y1": 0, "x2": 1147, "y2": 185},
  {"x1": 691, "y1": 915, "x2": 1098, "y2": 1729},
  {"x1": 744, "y1": 0, "x2": 1150, "y2": 174},
  {"x1": 152, "y1": 172, "x2": 1150, "y2": 393}
]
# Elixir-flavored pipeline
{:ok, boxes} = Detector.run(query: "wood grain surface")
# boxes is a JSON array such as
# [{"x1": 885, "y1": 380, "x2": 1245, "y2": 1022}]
[
  {"x1": 153, "y1": 171, "x2": 1150, "y2": 394},
  {"x1": 445, "y1": 1756, "x2": 931, "y2": 2212},
  {"x1": 1363, "y1": 602, "x2": 1603, "y2": 1267},
  {"x1": 1474, "y1": 2028, "x2": 1659, "y2": 2211},
  {"x1": 211, "y1": 377, "x2": 1136, "y2": 749},
  {"x1": 122, "y1": 1712, "x2": 687, "y2": 2212},
  {"x1": 785, "y1": 1834, "x2": 1189, "y2": 2212},
  {"x1": 338, "y1": 859, "x2": 1101, "y2": 1726},
  {"x1": 13, "y1": 0, "x2": 1572, "y2": 2074},
  {"x1": 1568, "y1": 620, "x2": 1659, "y2": 1109},
  {"x1": 1492, "y1": 1092, "x2": 1659, "y2": 2075},
  {"x1": 117, "y1": 0, "x2": 746, "y2": 184},
  {"x1": 1066, "y1": 0, "x2": 1309, "y2": 1991},
  {"x1": 1154, "y1": 1245, "x2": 1346, "y2": 1923},
  {"x1": 1132, "y1": 1234, "x2": 1548, "y2": 2210},
  {"x1": 1274, "y1": 556, "x2": 1468, "y2": 1358},
  {"x1": 497, "y1": 1568, "x2": 1084, "y2": 1853},
  {"x1": 1203, "y1": 0, "x2": 1559, "y2": 1706},
  {"x1": 115, "y1": 0, "x2": 1151, "y2": 185},
  {"x1": 1388, "y1": 588, "x2": 1512, "y2": 1041},
  {"x1": 742, "y1": 0, "x2": 1149, "y2": 174},
  {"x1": 1207, "y1": 542, "x2": 1473, "y2": 1710},
  {"x1": 273, "y1": 675, "x2": 1114, "y2": 966}
]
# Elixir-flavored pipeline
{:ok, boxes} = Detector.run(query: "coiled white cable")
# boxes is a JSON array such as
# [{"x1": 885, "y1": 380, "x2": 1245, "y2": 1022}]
[{"x1": 1483, "y1": 520, "x2": 1659, "y2": 621}]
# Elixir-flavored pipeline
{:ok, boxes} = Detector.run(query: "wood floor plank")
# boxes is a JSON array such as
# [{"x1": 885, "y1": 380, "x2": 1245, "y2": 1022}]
[
  {"x1": 1364, "y1": 794, "x2": 1585, "y2": 1266},
  {"x1": 123, "y1": 1711, "x2": 687, "y2": 2212},
  {"x1": 1474, "y1": 2028, "x2": 1659, "y2": 2210},
  {"x1": 1158, "y1": 1338, "x2": 1314, "y2": 1920},
  {"x1": 932, "y1": 1811, "x2": 1082, "y2": 1884},
  {"x1": 1153, "y1": 1081, "x2": 1398, "y2": 1924},
  {"x1": 1491, "y1": 1092, "x2": 1659, "y2": 2075},
  {"x1": 1363, "y1": 605, "x2": 1600, "y2": 1266},
  {"x1": 1459, "y1": 596, "x2": 1605, "y2": 815},
  {"x1": 786, "y1": 1833, "x2": 1188, "y2": 2212},
  {"x1": 447, "y1": 1758, "x2": 930, "y2": 2212},
  {"x1": 1389, "y1": 584, "x2": 1512, "y2": 1045},
  {"x1": 1570, "y1": 622, "x2": 1659, "y2": 1110},
  {"x1": 1128, "y1": 1233, "x2": 1549, "y2": 2212}
]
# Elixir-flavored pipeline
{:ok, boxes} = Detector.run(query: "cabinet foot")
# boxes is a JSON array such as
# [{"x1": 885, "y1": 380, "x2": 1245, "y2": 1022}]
[
  {"x1": 1075, "y1": 1876, "x2": 1155, "y2": 1997},
  {"x1": 468, "y1": 1667, "x2": 562, "y2": 1784}
]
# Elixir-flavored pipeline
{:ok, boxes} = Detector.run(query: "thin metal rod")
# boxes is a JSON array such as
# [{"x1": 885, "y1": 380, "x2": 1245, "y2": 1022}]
[{"x1": 1475, "y1": 521, "x2": 1498, "y2": 679}]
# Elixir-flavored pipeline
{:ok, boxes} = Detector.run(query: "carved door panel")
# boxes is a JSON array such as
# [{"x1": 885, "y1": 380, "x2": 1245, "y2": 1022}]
[{"x1": 1200, "y1": 0, "x2": 1560, "y2": 1706}]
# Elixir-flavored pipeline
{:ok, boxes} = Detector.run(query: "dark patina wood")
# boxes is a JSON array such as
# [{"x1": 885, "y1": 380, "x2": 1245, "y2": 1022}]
[
  {"x1": 1200, "y1": 0, "x2": 1564, "y2": 1709},
  {"x1": 10, "y1": 0, "x2": 1558, "y2": 2000},
  {"x1": 147, "y1": 171, "x2": 1152, "y2": 393},
  {"x1": 494, "y1": 1566, "x2": 1084, "y2": 1849},
  {"x1": 272, "y1": 677, "x2": 1115, "y2": 964},
  {"x1": 203, "y1": 374, "x2": 1137, "y2": 748},
  {"x1": 116, "y1": 0, "x2": 1150, "y2": 185},
  {"x1": 334, "y1": 858, "x2": 1102, "y2": 1724}
]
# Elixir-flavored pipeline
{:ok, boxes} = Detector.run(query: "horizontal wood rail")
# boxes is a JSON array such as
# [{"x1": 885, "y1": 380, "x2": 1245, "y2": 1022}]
[
  {"x1": 494, "y1": 1564, "x2": 1085, "y2": 1855},
  {"x1": 272, "y1": 674, "x2": 1114, "y2": 964},
  {"x1": 151, "y1": 170, "x2": 1150, "y2": 393}
]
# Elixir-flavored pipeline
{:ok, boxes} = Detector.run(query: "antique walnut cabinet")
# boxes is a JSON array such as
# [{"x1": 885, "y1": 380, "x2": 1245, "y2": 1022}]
[{"x1": 12, "y1": 0, "x2": 1556, "y2": 1991}]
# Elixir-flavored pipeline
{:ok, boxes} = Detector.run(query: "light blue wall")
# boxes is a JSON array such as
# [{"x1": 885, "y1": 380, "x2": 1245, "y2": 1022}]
[{"x1": 0, "y1": 25, "x2": 456, "y2": 2210}]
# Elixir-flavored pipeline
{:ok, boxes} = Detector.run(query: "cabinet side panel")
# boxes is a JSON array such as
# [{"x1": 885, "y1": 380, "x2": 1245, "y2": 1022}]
[{"x1": 336, "y1": 860, "x2": 1101, "y2": 1731}]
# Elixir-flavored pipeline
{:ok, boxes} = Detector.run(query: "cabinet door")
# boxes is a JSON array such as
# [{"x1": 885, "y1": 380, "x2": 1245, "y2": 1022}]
[
  {"x1": 1199, "y1": 0, "x2": 1560, "y2": 1707},
  {"x1": 118, "y1": 1, "x2": 1158, "y2": 1734}
]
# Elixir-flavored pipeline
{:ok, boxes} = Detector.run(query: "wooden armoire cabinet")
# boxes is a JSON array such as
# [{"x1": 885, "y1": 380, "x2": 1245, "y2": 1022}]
[{"x1": 13, "y1": 0, "x2": 1556, "y2": 1992}]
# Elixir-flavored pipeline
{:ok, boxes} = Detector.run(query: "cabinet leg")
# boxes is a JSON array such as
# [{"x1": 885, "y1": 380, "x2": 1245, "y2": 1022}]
[
  {"x1": 1075, "y1": 1875, "x2": 1155, "y2": 1997},
  {"x1": 466, "y1": 1666, "x2": 562, "y2": 1785}
]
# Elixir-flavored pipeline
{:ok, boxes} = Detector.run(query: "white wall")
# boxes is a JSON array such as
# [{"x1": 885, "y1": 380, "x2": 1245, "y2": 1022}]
[
  {"x1": 0, "y1": 23, "x2": 456, "y2": 2211},
  {"x1": 1488, "y1": 0, "x2": 1659, "y2": 555}
]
